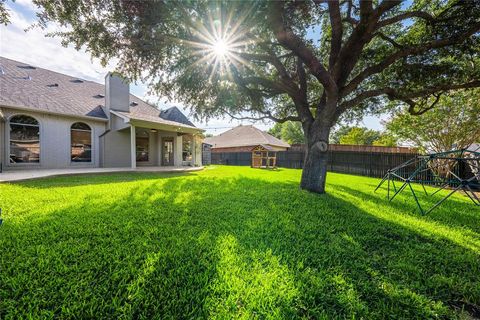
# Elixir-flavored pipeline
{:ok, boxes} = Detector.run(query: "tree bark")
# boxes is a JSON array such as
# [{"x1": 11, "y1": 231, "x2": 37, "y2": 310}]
[{"x1": 300, "y1": 125, "x2": 331, "y2": 193}]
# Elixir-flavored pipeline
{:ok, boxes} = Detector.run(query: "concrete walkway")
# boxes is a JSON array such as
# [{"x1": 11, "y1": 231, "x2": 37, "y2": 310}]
[{"x1": 0, "y1": 166, "x2": 204, "y2": 182}]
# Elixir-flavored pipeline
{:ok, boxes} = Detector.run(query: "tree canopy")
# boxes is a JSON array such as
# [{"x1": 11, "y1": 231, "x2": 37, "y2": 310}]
[
  {"x1": 268, "y1": 121, "x2": 305, "y2": 145},
  {"x1": 4, "y1": 0, "x2": 479, "y2": 193},
  {"x1": 385, "y1": 89, "x2": 480, "y2": 153},
  {"x1": 330, "y1": 126, "x2": 397, "y2": 146}
]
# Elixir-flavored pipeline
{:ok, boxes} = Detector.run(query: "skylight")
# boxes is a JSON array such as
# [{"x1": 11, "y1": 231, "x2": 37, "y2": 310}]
[
  {"x1": 17, "y1": 65, "x2": 36, "y2": 70},
  {"x1": 70, "y1": 79, "x2": 84, "y2": 83}
]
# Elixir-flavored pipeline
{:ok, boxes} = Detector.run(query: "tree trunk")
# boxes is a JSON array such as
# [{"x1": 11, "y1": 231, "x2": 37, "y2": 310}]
[{"x1": 300, "y1": 125, "x2": 330, "y2": 194}]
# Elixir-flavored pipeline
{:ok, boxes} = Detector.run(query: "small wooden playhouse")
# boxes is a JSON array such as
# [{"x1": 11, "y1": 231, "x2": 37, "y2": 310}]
[{"x1": 251, "y1": 144, "x2": 278, "y2": 169}]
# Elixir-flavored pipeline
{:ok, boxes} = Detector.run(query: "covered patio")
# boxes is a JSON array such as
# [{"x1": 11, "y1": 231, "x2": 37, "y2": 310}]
[
  {"x1": 0, "y1": 166, "x2": 203, "y2": 182},
  {"x1": 106, "y1": 110, "x2": 204, "y2": 169}
]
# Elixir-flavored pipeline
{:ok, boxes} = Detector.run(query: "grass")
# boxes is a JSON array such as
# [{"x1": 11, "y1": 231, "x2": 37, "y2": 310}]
[{"x1": 0, "y1": 165, "x2": 479, "y2": 319}]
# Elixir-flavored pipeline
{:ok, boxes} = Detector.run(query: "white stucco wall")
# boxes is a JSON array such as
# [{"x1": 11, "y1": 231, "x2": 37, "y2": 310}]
[
  {"x1": 1, "y1": 107, "x2": 106, "y2": 170},
  {"x1": 100, "y1": 127, "x2": 132, "y2": 168},
  {"x1": 0, "y1": 119, "x2": 4, "y2": 172}
]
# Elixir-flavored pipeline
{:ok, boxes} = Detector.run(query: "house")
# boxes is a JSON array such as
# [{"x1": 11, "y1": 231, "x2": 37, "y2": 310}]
[
  {"x1": 204, "y1": 125, "x2": 290, "y2": 153},
  {"x1": 0, "y1": 57, "x2": 203, "y2": 171}
]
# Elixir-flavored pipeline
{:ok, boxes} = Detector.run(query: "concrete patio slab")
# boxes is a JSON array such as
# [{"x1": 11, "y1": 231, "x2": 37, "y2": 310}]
[{"x1": 0, "y1": 166, "x2": 203, "y2": 183}]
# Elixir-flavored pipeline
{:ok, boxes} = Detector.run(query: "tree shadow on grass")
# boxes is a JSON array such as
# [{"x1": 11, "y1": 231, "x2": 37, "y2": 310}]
[
  {"x1": 1, "y1": 175, "x2": 479, "y2": 319},
  {"x1": 6, "y1": 171, "x2": 199, "y2": 189},
  {"x1": 335, "y1": 181, "x2": 480, "y2": 236}
]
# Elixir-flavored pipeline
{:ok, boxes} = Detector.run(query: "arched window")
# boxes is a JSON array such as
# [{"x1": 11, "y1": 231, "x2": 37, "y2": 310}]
[
  {"x1": 71, "y1": 122, "x2": 92, "y2": 162},
  {"x1": 9, "y1": 115, "x2": 40, "y2": 163}
]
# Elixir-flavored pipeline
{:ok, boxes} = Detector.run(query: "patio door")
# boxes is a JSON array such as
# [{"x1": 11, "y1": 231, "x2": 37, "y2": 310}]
[{"x1": 162, "y1": 137, "x2": 174, "y2": 166}]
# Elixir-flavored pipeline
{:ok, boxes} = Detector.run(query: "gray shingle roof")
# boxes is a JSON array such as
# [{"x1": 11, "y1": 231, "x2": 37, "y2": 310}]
[
  {"x1": 160, "y1": 106, "x2": 195, "y2": 127},
  {"x1": 0, "y1": 57, "x2": 198, "y2": 129},
  {"x1": 204, "y1": 125, "x2": 290, "y2": 149}
]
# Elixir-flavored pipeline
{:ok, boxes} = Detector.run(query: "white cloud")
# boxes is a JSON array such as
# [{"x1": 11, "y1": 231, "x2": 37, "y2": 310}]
[{"x1": 1, "y1": 14, "x2": 110, "y2": 82}]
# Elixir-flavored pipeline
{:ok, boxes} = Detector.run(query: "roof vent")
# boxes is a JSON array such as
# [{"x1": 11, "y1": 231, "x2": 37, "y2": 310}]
[
  {"x1": 70, "y1": 79, "x2": 84, "y2": 83},
  {"x1": 47, "y1": 83, "x2": 59, "y2": 87},
  {"x1": 0, "y1": 66, "x2": 5, "y2": 75},
  {"x1": 24, "y1": 75, "x2": 32, "y2": 80},
  {"x1": 18, "y1": 65, "x2": 36, "y2": 70},
  {"x1": 94, "y1": 94, "x2": 105, "y2": 98},
  {"x1": 130, "y1": 102, "x2": 138, "y2": 107}
]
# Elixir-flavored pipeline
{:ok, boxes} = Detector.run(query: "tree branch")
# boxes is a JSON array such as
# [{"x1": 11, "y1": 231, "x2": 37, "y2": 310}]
[
  {"x1": 377, "y1": 11, "x2": 436, "y2": 28},
  {"x1": 328, "y1": 0, "x2": 343, "y2": 69},
  {"x1": 332, "y1": 0, "x2": 401, "y2": 87},
  {"x1": 337, "y1": 79, "x2": 480, "y2": 116},
  {"x1": 341, "y1": 21, "x2": 480, "y2": 97},
  {"x1": 374, "y1": 32, "x2": 404, "y2": 49},
  {"x1": 267, "y1": 0, "x2": 337, "y2": 97},
  {"x1": 222, "y1": 108, "x2": 300, "y2": 123},
  {"x1": 407, "y1": 92, "x2": 442, "y2": 115},
  {"x1": 297, "y1": 58, "x2": 307, "y2": 102}
]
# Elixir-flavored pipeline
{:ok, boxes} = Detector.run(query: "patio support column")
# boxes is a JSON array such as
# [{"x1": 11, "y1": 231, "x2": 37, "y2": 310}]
[
  {"x1": 192, "y1": 134, "x2": 196, "y2": 166},
  {"x1": 130, "y1": 125, "x2": 136, "y2": 169}
]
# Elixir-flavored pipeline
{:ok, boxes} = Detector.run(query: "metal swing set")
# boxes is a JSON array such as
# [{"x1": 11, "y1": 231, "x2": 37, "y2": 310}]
[{"x1": 374, "y1": 148, "x2": 480, "y2": 215}]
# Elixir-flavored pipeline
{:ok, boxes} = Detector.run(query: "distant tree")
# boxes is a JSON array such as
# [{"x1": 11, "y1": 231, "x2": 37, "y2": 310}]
[
  {"x1": 268, "y1": 121, "x2": 305, "y2": 145},
  {"x1": 281, "y1": 121, "x2": 305, "y2": 145},
  {"x1": 339, "y1": 127, "x2": 380, "y2": 145},
  {"x1": 372, "y1": 133, "x2": 397, "y2": 147},
  {"x1": 332, "y1": 126, "x2": 397, "y2": 146},
  {"x1": 385, "y1": 89, "x2": 480, "y2": 153},
  {"x1": 205, "y1": 133, "x2": 214, "y2": 138},
  {"x1": 329, "y1": 125, "x2": 353, "y2": 144},
  {"x1": 268, "y1": 123, "x2": 283, "y2": 140},
  {"x1": 15, "y1": 0, "x2": 480, "y2": 193}
]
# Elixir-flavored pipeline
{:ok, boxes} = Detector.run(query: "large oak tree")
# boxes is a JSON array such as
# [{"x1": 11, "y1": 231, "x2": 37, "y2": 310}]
[{"x1": 8, "y1": 0, "x2": 479, "y2": 193}]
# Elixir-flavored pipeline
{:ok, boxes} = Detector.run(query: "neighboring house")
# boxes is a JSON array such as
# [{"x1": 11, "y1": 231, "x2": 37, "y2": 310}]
[
  {"x1": 204, "y1": 125, "x2": 290, "y2": 153},
  {"x1": 0, "y1": 57, "x2": 203, "y2": 171}
]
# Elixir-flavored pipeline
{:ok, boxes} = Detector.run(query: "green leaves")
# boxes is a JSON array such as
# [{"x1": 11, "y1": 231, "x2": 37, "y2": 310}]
[{"x1": 385, "y1": 89, "x2": 480, "y2": 152}]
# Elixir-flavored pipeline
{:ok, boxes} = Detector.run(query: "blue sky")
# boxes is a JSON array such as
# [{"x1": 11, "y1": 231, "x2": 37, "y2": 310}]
[{"x1": 0, "y1": 0, "x2": 386, "y2": 135}]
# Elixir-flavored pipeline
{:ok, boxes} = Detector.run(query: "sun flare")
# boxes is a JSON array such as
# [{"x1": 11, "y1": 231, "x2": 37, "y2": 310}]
[
  {"x1": 185, "y1": 8, "x2": 255, "y2": 79},
  {"x1": 212, "y1": 38, "x2": 229, "y2": 57}
]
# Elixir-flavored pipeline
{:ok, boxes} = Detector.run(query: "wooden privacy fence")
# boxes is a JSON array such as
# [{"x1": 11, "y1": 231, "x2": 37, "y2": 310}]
[
  {"x1": 211, "y1": 147, "x2": 477, "y2": 187},
  {"x1": 211, "y1": 150, "x2": 477, "y2": 183},
  {"x1": 211, "y1": 150, "x2": 420, "y2": 178}
]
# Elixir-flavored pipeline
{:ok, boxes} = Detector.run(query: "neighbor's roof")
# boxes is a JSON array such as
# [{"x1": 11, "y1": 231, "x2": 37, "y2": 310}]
[
  {"x1": 204, "y1": 125, "x2": 290, "y2": 149},
  {"x1": 0, "y1": 56, "x2": 197, "y2": 130}
]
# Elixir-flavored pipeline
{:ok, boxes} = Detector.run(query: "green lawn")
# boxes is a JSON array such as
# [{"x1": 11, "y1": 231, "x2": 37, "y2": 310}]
[{"x1": 0, "y1": 166, "x2": 479, "y2": 319}]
